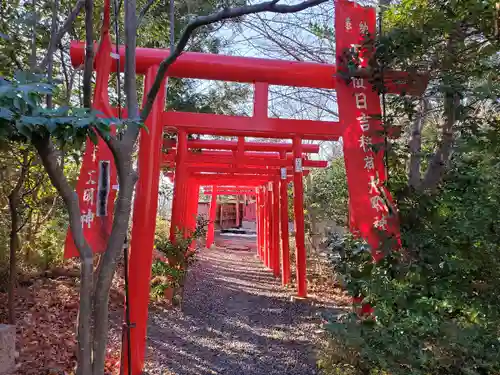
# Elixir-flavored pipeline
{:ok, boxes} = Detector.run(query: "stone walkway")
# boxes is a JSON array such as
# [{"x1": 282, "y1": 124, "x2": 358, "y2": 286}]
[{"x1": 144, "y1": 238, "x2": 336, "y2": 375}]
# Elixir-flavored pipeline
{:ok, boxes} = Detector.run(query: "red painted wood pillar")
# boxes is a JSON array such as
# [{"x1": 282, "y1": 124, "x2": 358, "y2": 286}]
[
  {"x1": 267, "y1": 184, "x2": 274, "y2": 269},
  {"x1": 259, "y1": 187, "x2": 265, "y2": 261},
  {"x1": 264, "y1": 187, "x2": 270, "y2": 268},
  {"x1": 206, "y1": 186, "x2": 217, "y2": 248},
  {"x1": 292, "y1": 136, "x2": 307, "y2": 298},
  {"x1": 179, "y1": 179, "x2": 191, "y2": 238},
  {"x1": 279, "y1": 167, "x2": 291, "y2": 286},
  {"x1": 183, "y1": 182, "x2": 192, "y2": 234},
  {"x1": 235, "y1": 196, "x2": 239, "y2": 227},
  {"x1": 272, "y1": 178, "x2": 281, "y2": 277},
  {"x1": 255, "y1": 188, "x2": 261, "y2": 258},
  {"x1": 189, "y1": 183, "x2": 199, "y2": 231},
  {"x1": 188, "y1": 182, "x2": 199, "y2": 248},
  {"x1": 170, "y1": 130, "x2": 188, "y2": 241},
  {"x1": 123, "y1": 65, "x2": 165, "y2": 375},
  {"x1": 220, "y1": 203, "x2": 224, "y2": 230}
]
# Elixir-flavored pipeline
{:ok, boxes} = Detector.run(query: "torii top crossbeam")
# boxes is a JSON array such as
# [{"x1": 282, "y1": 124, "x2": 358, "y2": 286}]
[{"x1": 70, "y1": 42, "x2": 427, "y2": 96}]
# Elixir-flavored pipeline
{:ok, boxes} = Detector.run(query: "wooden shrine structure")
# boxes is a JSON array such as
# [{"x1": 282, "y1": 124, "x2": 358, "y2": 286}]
[{"x1": 66, "y1": 0, "x2": 427, "y2": 373}]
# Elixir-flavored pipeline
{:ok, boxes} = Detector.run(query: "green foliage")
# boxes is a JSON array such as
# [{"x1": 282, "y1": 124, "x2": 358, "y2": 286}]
[
  {"x1": 0, "y1": 73, "x2": 123, "y2": 147},
  {"x1": 150, "y1": 216, "x2": 209, "y2": 300},
  {"x1": 320, "y1": 122, "x2": 500, "y2": 374},
  {"x1": 155, "y1": 216, "x2": 209, "y2": 266},
  {"x1": 304, "y1": 157, "x2": 348, "y2": 229},
  {"x1": 319, "y1": 2, "x2": 500, "y2": 373}
]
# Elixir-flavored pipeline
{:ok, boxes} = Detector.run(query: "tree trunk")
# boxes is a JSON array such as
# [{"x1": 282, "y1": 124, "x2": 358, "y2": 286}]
[
  {"x1": 7, "y1": 192, "x2": 20, "y2": 325},
  {"x1": 32, "y1": 136, "x2": 93, "y2": 375},
  {"x1": 408, "y1": 98, "x2": 428, "y2": 189},
  {"x1": 420, "y1": 93, "x2": 458, "y2": 191},
  {"x1": 92, "y1": 153, "x2": 137, "y2": 375},
  {"x1": 7, "y1": 151, "x2": 30, "y2": 325},
  {"x1": 419, "y1": 24, "x2": 464, "y2": 192}
]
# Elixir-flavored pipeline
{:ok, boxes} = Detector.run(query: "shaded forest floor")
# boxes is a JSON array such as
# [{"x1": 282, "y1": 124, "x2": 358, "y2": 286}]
[{"x1": 0, "y1": 235, "x2": 350, "y2": 375}]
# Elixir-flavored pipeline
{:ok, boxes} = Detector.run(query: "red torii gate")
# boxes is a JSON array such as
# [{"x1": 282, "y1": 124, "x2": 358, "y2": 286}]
[
  {"x1": 164, "y1": 138, "x2": 324, "y2": 287},
  {"x1": 188, "y1": 173, "x2": 295, "y2": 281},
  {"x1": 163, "y1": 139, "x2": 320, "y2": 283},
  {"x1": 164, "y1": 139, "x2": 321, "y2": 153},
  {"x1": 165, "y1": 142, "x2": 320, "y2": 286},
  {"x1": 66, "y1": 0, "x2": 427, "y2": 373}
]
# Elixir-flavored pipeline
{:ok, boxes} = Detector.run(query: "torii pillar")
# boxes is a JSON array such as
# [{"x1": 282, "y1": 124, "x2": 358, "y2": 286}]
[
  {"x1": 292, "y1": 136, "x2": 307, "y2": 298},
  {"x1": 206, "y1": 186, "x2": 217, "y2": 248},
  {"x1": 123, "y1": 66, "x2": 166, "y2": 375},
  {"x1": 279, "y1": 166, "x2": 291, "y2": 285}
]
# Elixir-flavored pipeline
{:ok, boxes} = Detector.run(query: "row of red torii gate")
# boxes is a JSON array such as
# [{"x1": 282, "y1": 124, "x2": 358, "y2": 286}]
[{"x1": 63, "y1": 0, "x2": 427, "y2": 373}]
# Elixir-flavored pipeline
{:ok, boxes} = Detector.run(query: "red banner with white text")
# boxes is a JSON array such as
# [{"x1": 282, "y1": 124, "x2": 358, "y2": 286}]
[
  {"x1": 335, "y1": 0, "x2": 400, "y2": 259},
  {"x1": 64, "y1": 19, "x2": 118, "y2": 258}
]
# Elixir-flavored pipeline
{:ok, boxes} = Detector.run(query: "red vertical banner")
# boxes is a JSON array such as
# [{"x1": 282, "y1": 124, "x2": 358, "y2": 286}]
[
  {"x1": 335, "y1": 0, "x2": 400, "y2": 257},
  {"x1": 64, "y1": 12, "x2": 118, "y2": 258}
]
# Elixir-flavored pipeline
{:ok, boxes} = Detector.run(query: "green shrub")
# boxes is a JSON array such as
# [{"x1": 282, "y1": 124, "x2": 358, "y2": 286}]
[
  {"x1": 150, "y1": 215, "x2": 209, "y2": 301},
  {"x1": 320, "y1": 127, "x2": 500, "y2": 374}
]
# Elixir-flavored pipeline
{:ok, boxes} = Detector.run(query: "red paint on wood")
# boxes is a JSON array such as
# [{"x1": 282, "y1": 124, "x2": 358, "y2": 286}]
[
  {"x1": 70, "y1": 41, "x2": 427, "y2": 95},
  {"x1": 123, "y1": 65, "x2": 166, "y2": 375}
]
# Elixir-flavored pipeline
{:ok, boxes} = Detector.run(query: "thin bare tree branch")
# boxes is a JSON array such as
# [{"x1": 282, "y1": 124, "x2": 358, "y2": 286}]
[
  {"x1": 29, "y1": 0, "x2": 37, "y2": 70},
  {"x1": 39, "y1": 0, "x2": 86, "y2": 70},
  {"x1": 138, "y1": 0, "x2": 157, "y2": 26},
  {"x1": 83, "y1": 0, "x2": 94, "y2": 108},
  {"x1": 140, "y1": 0, "x2": 329, "y2": 121},
  {"x1": 46, "y1": 0, "x2": 59, "y2": 108}
]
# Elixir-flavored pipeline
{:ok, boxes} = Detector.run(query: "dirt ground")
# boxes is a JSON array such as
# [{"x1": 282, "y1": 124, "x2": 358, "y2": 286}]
[{"x1": 1, "y1": 234, "x2": 348, "y2": 375}]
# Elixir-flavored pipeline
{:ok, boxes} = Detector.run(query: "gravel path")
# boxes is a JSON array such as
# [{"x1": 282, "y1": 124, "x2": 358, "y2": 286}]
[{"x1": 144, "y1": 237, "x2": 336, "y2": 375}]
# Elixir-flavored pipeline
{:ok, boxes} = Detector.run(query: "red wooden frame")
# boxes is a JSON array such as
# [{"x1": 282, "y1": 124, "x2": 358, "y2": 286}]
[{"x1": 67, "y1": 0, "x2": 429, "y2": 373}]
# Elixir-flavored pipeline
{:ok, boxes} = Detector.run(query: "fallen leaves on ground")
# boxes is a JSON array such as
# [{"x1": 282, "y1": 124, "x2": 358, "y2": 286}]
[{"x1": 0, "y1": 262, "x2": 125, "y2": 375}]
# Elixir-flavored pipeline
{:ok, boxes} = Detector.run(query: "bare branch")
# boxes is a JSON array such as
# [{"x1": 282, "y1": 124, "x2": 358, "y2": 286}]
[
  {"x1": 83, "y1": 0, "x2": 94, "y2": 108},
  {"x1": 39, "y1": 0, "x2": 86, "y2": 70},
  {"x1": 138, "y1": 0, "x2": 157, "y2": 26},
  {"x1": 46, "y1": 0, "x2": 59, "y2": 108},
  {"x1": 93, "y1": 126, "x2": 120, "y2": 156},
  {"x1": 419, "y1": 24, "x2": 464, "y2": 192},
  {"x1": 120, "y1": 0, "x2": 140, "y2": 147},
  {"x1": 29, "y1": 0, "x2": 37, "y2": 70},
  {"x1": 140, "y1": 0, "x2": 329, "y2": 121},
  {"x1": 31, "y1": 136, "x2": 90, "y2": 258}
]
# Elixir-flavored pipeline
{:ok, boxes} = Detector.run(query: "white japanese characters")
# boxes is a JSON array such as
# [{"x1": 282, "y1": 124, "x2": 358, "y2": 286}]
[
  {"x1": 91, "y1": 145, "x2": 98, "y2": 162},
  {"x1": 352, "y1": 78, "x2": 366, "y2": 89},
  {"x1": 359, "y1": 135, "x2": 371, "y2": 152},
  {"x1": 83, "y1": 188, "x2": 95, "y2": 205},
  {"x1": 368, "y1": 175, "x2": 380, "y2": 195},
  {"x1": 345, "y1": 17, "x2": 352, "y2": 31},
  {"x1": 82, "y1": 169, "x2": 97, "y2": 229},
  {"x1": 81, "y1": 209, "x2": 95, "y2": 229},
  {"x1": 359, "y1": 21, "x2": 369, "y2": 35},
  {"x1": 346, "y1": 15, "x2": 390, "y2": 234},
  {"x1": 364, "y1": 155, "x2": 374, "y2": 170},
  {"x1": 355, "y1": 92, "x2": 367, "y2": 109},
  {"x1": 86, "y1": 170, "x2": 96, "y2": 185}
]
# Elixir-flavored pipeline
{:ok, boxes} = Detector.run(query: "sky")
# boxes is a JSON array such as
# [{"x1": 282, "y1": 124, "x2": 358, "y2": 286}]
[{"x1": 159, "y1": 0, "x2": 353, "y2": 207}]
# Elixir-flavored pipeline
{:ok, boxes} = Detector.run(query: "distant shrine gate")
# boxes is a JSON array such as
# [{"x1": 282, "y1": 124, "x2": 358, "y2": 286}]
[{"x1": 65, "y1": 0, "x2": 427, "y2": 373}]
